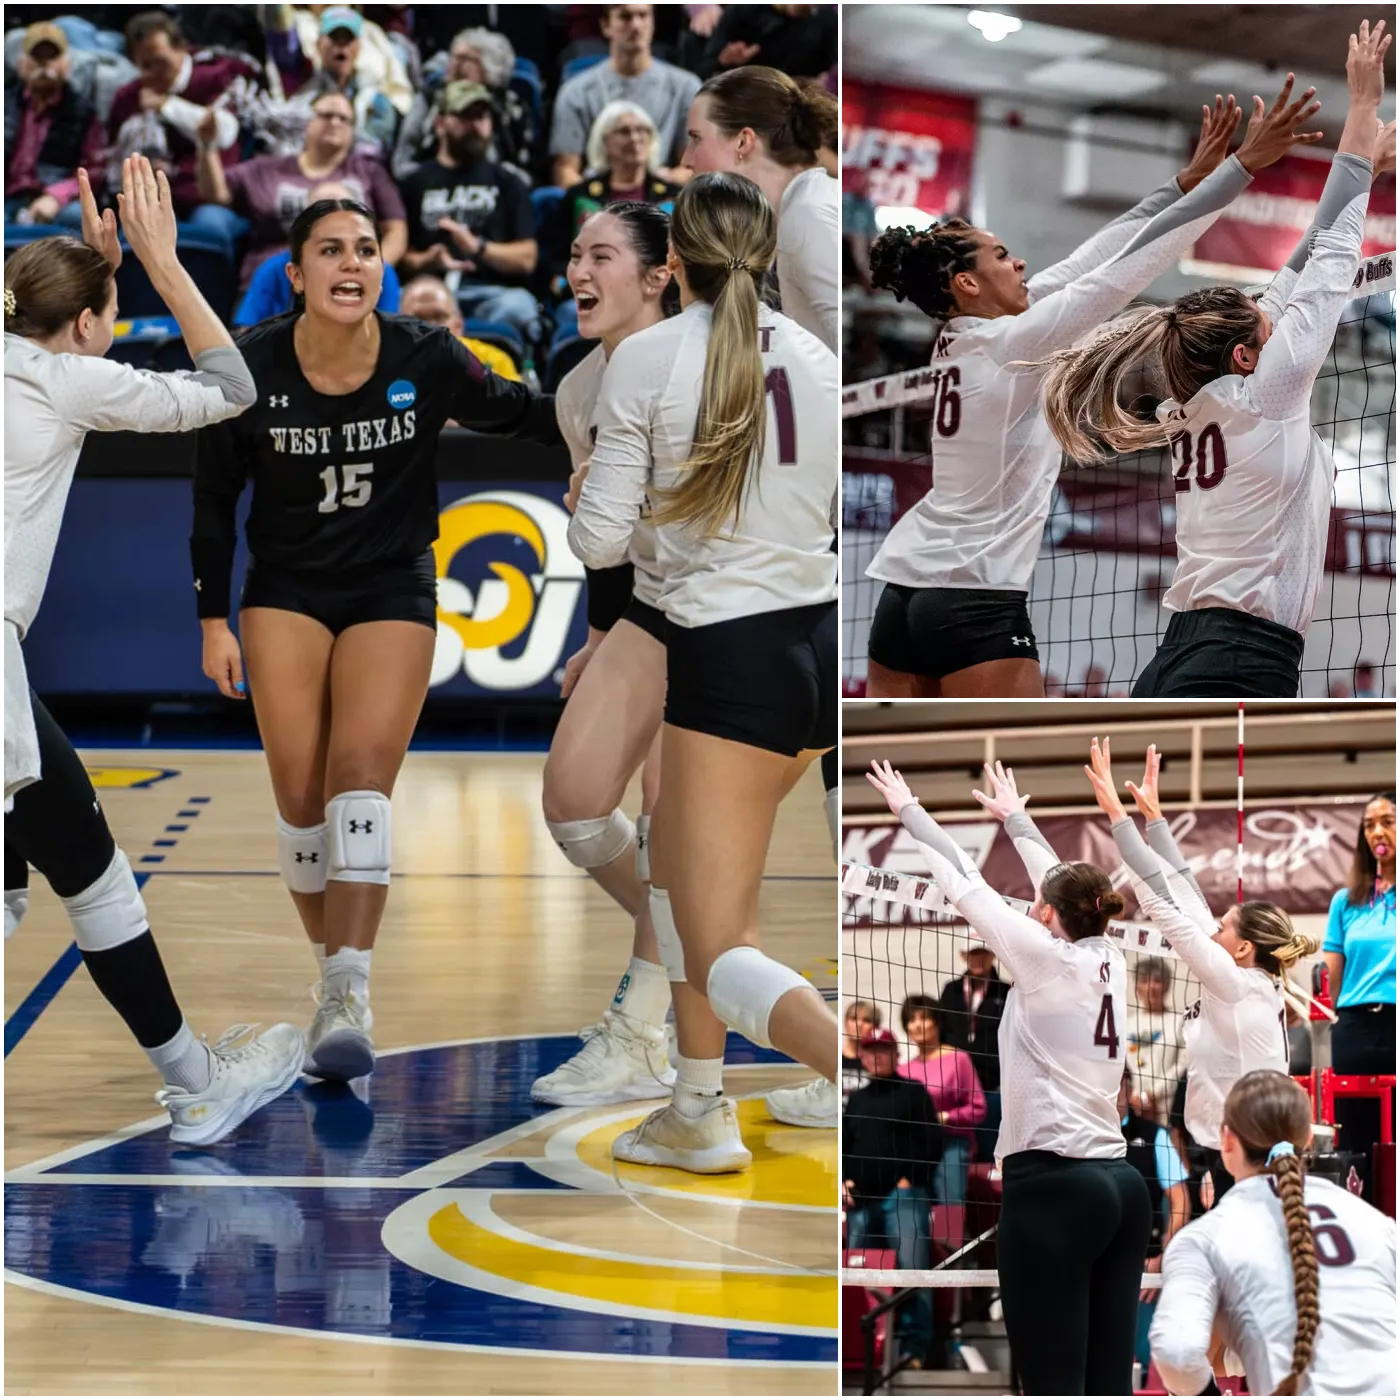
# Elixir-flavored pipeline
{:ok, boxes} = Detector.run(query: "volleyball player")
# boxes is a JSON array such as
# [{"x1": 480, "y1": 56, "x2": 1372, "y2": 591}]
[
  {"x1": 1039, "y1": 21, "x2": 1394, "y2": 698},
  {"x1": 532, "y1": 203, "x2": 678, "y2": 1107},
  {"x1": 570, "y1": 172, "x2": 839, "y2": 1172},
  {"x1": 192, "y1": 197, "x2": 561, "y2": 1082},
  {"x1": 1085, "y1": 737, "x2": 1318, "y2": 1204},
  {"x1": 866, "y1": 757, "x2": 1149, "y2": 1396},
  {"x1": 682, "y1": 65, "x2": 838, "y2": 352},
  {"x1": 860, "y1": 78, "x2": 1322, "y2": 699},
  {"x1": 4, "y1": 157, "x2": 304, "y2": 1144},
  {"x1": 1150, "y1": 1070, "x2": 1396, "y2": 1396}
]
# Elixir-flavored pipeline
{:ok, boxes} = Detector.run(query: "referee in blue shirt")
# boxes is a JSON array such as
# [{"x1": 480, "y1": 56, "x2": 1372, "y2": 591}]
[{"x1": 1324, "y1": 790, "x2": 1397, "y2": 1162}]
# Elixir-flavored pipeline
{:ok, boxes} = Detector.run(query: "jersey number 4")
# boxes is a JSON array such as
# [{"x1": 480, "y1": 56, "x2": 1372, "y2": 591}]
[
  {"x1": 1171, "y1": 423, "x2": 1227, "y2": 492},
  {"x1": 1094, "y1": 994, "x2": 1120, "y2": 1058},
  {"x1": 318, "y1": 462, "x2": 374, "y2": 514}
]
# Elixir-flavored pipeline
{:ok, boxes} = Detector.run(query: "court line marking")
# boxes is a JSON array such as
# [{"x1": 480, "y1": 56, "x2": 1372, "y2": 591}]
[{"x1": 1, "y1": 1271, "x2": 834, "y2": 1371}]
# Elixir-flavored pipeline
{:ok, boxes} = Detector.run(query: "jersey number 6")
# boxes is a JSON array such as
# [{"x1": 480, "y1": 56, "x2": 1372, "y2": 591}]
[
  {"x1": 1171, "y1": 423, "x2": 1227, "y2": 493},
  {"x1": 318, "y1": 462, "x2": 375, "y2": 514}
]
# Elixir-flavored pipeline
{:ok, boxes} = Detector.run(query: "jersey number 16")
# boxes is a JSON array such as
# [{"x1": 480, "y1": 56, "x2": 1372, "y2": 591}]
[{"x1": 318, "y1": 462, "x2": 375, "y2": 514}]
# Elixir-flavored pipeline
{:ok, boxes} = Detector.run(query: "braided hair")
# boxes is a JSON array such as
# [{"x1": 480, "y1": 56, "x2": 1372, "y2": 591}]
[
  {"x1": 1221, "y1": 1071, "x2": 1318, "y2": 1396},
  {"x1": 869, "y1": 219, "x2": 980, "y2": 321}
]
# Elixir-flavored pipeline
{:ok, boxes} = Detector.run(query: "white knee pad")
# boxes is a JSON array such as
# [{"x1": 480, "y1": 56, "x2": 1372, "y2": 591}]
[
  {"x1": 649, "y1": 886, "x2": 687, "y2": 983},
  {"x1": 327, "y1": 790, "x2": 392, "y2": 886},
  {"x1": 546, "y1": 809, "x2": 634, "y2": 870},
  {"x1": 4, "y1": 888, "x2": 29, "y2": 940},
  {"x1": 62, "y1": 848, "x2": 148, "y2": 952},
  {"x1": 707, "y1": 946, "x2": 811, "y2": 1049},
  {"x1": 635, "y1": 813, "x2": 651, "y2": 883},
  {"x1": 278, "y1": 817, "x2": 329, "y2": 894}
]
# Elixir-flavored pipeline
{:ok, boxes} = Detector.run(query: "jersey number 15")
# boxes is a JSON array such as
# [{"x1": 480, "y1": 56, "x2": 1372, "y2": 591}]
[{"x1": 318, "y1": 462, "x2": 374, "y2": 514}]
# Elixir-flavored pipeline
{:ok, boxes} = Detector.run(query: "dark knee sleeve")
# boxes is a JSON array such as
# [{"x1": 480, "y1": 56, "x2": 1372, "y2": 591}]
[
  {"x1": 820, "y1": 747, "x2": 837, "y2": 792},
  {"x1": 5, "y1": 841, "x2": 29, "y2": 892}
]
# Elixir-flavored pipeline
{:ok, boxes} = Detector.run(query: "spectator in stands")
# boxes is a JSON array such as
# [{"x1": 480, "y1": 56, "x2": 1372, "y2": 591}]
[
  {"x1": 550, "y1": 4, "x2": 700, "y2": 188},
  {"x1": 1127, "y1": 956, "x2": 1185, "y2": 1126},
  {"x1": 937, "y1": 942, "x2": 1008, "y2": 1162},
  {"x1": 105, "y1": 11, "x2": 260, "y2": 253},
  {"x1": 842, "y1": 998, "x2": 880, "y2": 1099},
  {"x1": 5, "y1": 22, "x2": 104, "y2": 228},
  {"x1": 196, "y1": 88, "x2": 406, "y2": 287},
  {"x1": 399, "y1": 80, "x2": 539, "y2": 345},
  {"x1": 1324, "y1": 790, "x2": 1396, "y2": 1160},
  {"x1": 547, "y1": 101, "x2": 678, "y2": 284},
  {"x1": 397, "y1": 275, "x2": 523, "y2": 384},
  {"x1": 233, "y1": 178, "x2": 401, "y2": 326},
  {"x1": 696, "y1": 4, "x2": 838, "y2": 82},
  {"x1": 392, "y1": 27, "x2": 533, "y2": 182},
  {"x1": 843, "y1": 1027, "x2": 940, "y2": 1365},
  {"x1": 898, "y1": 995, "x2": 984, "y2": 1212}
]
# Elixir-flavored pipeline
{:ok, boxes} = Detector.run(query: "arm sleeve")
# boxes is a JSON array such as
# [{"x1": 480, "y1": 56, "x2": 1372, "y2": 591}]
[
  {"x1": 59, "y1": 352, "x2": 252, "y2": 434},
  {"x1": 1247, "y1": 162, "x2": 1372, "y2": 421},
  {"x1": 438, "y1": 333, "x2": 562, "y2": 446},
  {"x1": 899, "y1": 802, "x2": 1072, "y2": 992},
  {"x1": 1148, "y1": 1229, "x2": 1221, "y2": 1398},
  {"x1": 190, "y1": 417, "x2": 250, "y2": 620},
  {"x1": 1025, "y1": 176, "x2": 1184, "y2": 304},
  {"x1": 585, "y1": 563, "x2": 635, "y2": 631},
  {"x1": 1144, "y1": 818, "x2": 1214, "y2": 928},
  {"x1": 987, "y1": 156, "x2": 1253, "y2": 366},
  {"x1": 1322, "y1": 889, "x2": 1347, "y2": 954},
  {"x1": 1003, "y1": 810, "x2": 1061, "y2": 891}
]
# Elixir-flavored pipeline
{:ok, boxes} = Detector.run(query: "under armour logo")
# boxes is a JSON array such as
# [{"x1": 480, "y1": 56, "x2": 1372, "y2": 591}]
[
  {"x1": 294, "y1": 852, "x2": 319, "y2": 863},
  {"x1": 1011, "y1": 636, "x2": 1032, "y2": 647},
  {"x1": 349, "y1": 820, "x2": 373, "y2": 834},
  {"x1": 269, "y1": 394, "x2": 289, "y2": 408}
]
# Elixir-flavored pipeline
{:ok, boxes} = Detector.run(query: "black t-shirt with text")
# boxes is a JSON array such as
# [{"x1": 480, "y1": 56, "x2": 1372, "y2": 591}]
[
  {"x1": 402, "y1": 157, "x2": 535, "y2": 288},
  {"x1": 191, "y1": 312, "x2": 560, "y2": 616}
]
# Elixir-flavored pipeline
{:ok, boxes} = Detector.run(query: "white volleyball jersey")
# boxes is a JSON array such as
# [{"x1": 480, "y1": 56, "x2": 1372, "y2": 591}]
[
  {"x1": 556, "y1": 343, "x2": 664, "y2": 609},
  {"x1": 867, "y1": 156, "x2": 1253, "y2": 594},
  {"x1": 777, "y1": 166, "x2": 839, "y2": 352},
  {"x1": 1159, "y1": 191, "x2": 1370, "y2": 635},
  {"x1": 1151, "y1": 1174, "x2": 1397, "y2": 1397},
  {"x1": 569, "y1": 300, "x2": 838, "y2": 627}
]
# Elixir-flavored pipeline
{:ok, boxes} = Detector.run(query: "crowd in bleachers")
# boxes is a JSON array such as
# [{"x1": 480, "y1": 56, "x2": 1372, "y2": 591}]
[{"x1": 4, "y1": 3, "x2": 836, "y2": 387}]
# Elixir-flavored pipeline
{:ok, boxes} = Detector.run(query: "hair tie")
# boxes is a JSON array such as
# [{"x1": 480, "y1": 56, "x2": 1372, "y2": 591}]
[
  {"x1": 726, "y1": 257, "x2": 750, "y2": 273},
  {"x1": 3, "y1": 287, "x2": 15, "y2": 317},
  {"x1": 1266, "y1": 1141, "x2": 1296, "y2": 1165}
]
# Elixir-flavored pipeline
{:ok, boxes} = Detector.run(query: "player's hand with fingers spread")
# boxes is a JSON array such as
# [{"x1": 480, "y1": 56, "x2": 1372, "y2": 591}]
[
  {"x1": 1178, "y1": 94, "x2": 1243, "y2": 193},
  {"x1": 1125, "y1": 744, "x2": 1164, "y2": 822},
  {"x1": 1347, "y1": 19, "x2": 1391, "y2": 108},
  {"x1": 117, "y1": 155, "x2": 180, "y2": 276},
  {"x1": 200, "y1": 619, "x2": 247, "y2": 700},
  {"x1": 1234, "y1": 74, "x2": 1324, "y2": 172},
  {"x1": 866, "y1": 759, "x2": 916, "y2": 817},
  {"x1": 971, "y1": 759, "x2": 1031, "y2": 822},
  {"x1": 77, "y1": 167, "x2": 121, "y2": 271},
  {"x1": 1084, "y1": 737, "x2": 1128, "y2": 824}
]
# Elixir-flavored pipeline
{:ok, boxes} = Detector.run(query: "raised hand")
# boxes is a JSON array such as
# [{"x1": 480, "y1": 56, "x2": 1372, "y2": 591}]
[
  {"x1": 116, "y1": 155, "x2": 179, "y2": 275},
  {"x1": 1234, "y1": 74, "x2": 1324, "y2": 172},
  {"x1": 866, "y1": 759, "x2": 917, "y2": 818},
  {"x1": 1083, "y1": 737, "x2": 1128, "y2": 824},
  {"x1": 1178, "y1": 95, "x2": 1243, "y2": 192},
  {"x1": 1347, "y1": 19, "x2": 1391, "y2": 108},
  {"x1": 1125, "y1": 744, "x2": 1164, "y2": 822},
  {"x1": 77, "y1": 167, "x2": 121, "y2": 271},
  {"x1": 971, "y1": 760, "x2": 1031, "y2": 822}
]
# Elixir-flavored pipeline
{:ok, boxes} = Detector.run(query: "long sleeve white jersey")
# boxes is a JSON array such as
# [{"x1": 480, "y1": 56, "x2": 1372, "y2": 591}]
[
  {"x1": 867, "y1": 157, "x2": 1254, "y2": 594},
  {"x1": 1111, "y1": 817, "x2": 1286, "y2": 1149},
  {"x1": 1158, "y1": 156, "x2": 1374, "y2": 635},
  {"x1": 776, "y1": 166, "x2": 840, "y2": 352},
  {"x1": 899, "y1": 802, "x2": 1127, "y2": 1162},
  {"x1": 556, "y1": 343, "x2": 664, "y2": 609},
  {"x1": 1150, "y1": 1173, "x2": 1397, "y2": 1397},
  {"x1": 567, "y1": 300, "x2": 838, "y2": 627},
  {"x1": 4, "y1": 335, "x2": 250, "y2": 798}
]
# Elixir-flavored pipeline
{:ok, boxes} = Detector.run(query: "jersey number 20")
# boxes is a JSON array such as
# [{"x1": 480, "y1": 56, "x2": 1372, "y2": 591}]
[
  {"x1": 318, "y1": 462, "x2": 374, "y2": 514},
  {"x1": 1171, "y1": 423, "x2": 1227, "y2": 493}
]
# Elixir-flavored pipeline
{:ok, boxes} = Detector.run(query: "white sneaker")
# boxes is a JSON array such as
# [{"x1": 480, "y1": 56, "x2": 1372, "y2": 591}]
[
  {"x1": 304, "y1": 983, "x2": 375, "y2": 1081},
  {"x1": 155, "y1": 1022, "x2": 304, "y2": 1147},
  {"x1": 765, "y1": 1076, "x2": 838, "y2": 1128},
  {"x1": 532, "y1": 1010, "x2": 675, "y2": 1106},
  {"x1": 612, "y1": 1097, "x2": 752, "y2": 1174}
]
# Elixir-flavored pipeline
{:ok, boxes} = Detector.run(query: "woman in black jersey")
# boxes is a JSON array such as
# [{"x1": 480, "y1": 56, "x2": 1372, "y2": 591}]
[{"x1": 192, "y1": 198, "x2": 561, "y2": 1082}]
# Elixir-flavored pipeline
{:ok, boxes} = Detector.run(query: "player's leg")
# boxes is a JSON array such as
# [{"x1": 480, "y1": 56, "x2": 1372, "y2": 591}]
[
  {"x1": 867, "y1": 583, "x2": 941, "y2": 698},
  {"x1": 821, "y1": 746, "x2": 839, "y2": 859},
  {"x1": 7, "y1": 692, "x2": 302, "y2": 1143},
  {"x1": 916, "y1": 588, "x2": 1044, "y2": 699},
  {"x1": 5, "y1": 839, "x2": 30, "y2": 938},
  {"x1": 938, "y1": 658, "x2": 1044, "y2": 697},
  {"x1": 1083, "y1": 1160, "x2": 1153, "y2": 1396}
]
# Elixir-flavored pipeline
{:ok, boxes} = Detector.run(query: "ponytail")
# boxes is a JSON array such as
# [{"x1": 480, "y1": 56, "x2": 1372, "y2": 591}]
[
  {"x1": 1272, "y1": 1148, "x2": 1321, "y2": 1395},
  {"x1": 696, "y1": 65, "x2": 835, "y2": 168}
]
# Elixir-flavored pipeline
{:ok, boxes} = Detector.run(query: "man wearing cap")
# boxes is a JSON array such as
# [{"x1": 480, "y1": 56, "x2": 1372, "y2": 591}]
[
  {"x1": 400, "y1": 80, "x2": 540, "y2": 345},
  {"x1": 289, "y1": 7, "x2": 401, "y2": 161},
  {"x1": 4, "y1": 23, "x2": 105, "y2": 228},
  {"x1": 842, "y1": 1026, "x2": 941, "y2": 1366},
  {"x1": 938, "y1": 942, "x2": 1010, "y2": 1163}
]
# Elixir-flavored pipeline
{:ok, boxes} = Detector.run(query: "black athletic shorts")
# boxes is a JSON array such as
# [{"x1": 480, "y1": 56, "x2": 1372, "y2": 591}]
[
  {"x1": 868, "y1": 583, "x2": 1039, "y2": 679},
  {"x1": 665, "y1": 600, "x2": 837, "y2": 757},
  {"x1": 1132, "y1": 608, "x2": 1303, "y2": 699},
  {"x1": 241, "y1": 550, "x2": 438, "y2": 635},
  {"x1": 621, "y1": 597, "x2": 666, "y2": 644}
]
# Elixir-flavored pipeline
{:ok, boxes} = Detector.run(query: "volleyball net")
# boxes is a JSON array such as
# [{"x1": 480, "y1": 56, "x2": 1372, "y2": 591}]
[{"x1": 841, "y1": 251, "x2": 1397, "y2": 698}]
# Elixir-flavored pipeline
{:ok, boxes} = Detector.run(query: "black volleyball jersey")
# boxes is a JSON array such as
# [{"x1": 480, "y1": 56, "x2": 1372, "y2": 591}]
[{"x1": 191, "y1": 312, "x2": 561, "y2": 617}]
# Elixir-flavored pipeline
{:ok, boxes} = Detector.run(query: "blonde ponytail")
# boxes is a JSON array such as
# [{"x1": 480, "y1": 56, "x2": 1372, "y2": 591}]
[{"x1": 652, "y1": 172, "x2": 776, "y2": 538}]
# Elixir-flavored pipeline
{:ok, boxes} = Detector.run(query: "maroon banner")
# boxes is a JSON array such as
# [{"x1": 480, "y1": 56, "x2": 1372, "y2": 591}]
[
  {"x1": 842, "y1": 803, "x2": 1370, "y2": 916},
  {"x1": 842, "y1": 82, "x2": 977, "y2": 218},
  {"x1": 1193, "y1": 153, "x2": 1395, "y2": 271}
]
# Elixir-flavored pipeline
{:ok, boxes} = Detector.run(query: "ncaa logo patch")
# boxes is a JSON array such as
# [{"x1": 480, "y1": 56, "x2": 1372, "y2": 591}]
[{"x1": 387, "y1": 379, "x2": 417, "y2": 411}]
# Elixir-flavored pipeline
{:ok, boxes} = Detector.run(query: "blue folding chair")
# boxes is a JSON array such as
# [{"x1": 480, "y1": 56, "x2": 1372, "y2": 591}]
[
  {"x1": 510, "y1": 56, "x2": 544, "y2": 133},
  {"x1": 462, "y1": 318, "x2": 527, "y2": 373},
  {"x1": 543, "y1": 330, "x2": 597, "y2": 391}
]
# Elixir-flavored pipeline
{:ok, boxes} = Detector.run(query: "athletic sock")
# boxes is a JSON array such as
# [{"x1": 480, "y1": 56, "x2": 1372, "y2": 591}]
[
  {"x1": 324, "y1": 947, "x2": 371, "y2": 1006},
  {"x1": 612, "y1": 956, "x2": 670, "y2": 1027},
  {"x1": 147, "y1": 1019, "x2": 213, "y2": 1092},
  {"x1": 80, "y1": 930, "x2": 185, "y2": 1051},
  {"x1": 673, "y1": 1053, "x2": 724, "y2": 1119}
]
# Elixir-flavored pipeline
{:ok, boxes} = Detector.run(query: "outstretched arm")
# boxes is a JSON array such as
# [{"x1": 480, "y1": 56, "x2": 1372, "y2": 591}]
[
  {"x1": 1126, "y1": 745, "x2": 1216, "y2": 928},
  {"x1": 971, "y1": 760, "x2": 1061, "y2": 890}
]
